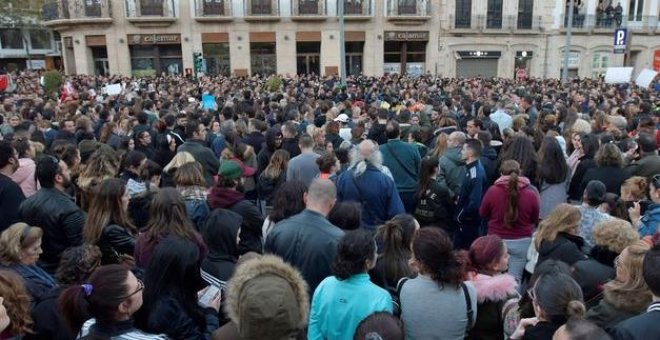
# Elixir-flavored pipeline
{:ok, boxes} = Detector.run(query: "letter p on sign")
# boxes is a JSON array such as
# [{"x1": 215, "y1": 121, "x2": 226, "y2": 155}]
[{"x1": 613, "y1": 29, "x2": 627, "y2": 54}]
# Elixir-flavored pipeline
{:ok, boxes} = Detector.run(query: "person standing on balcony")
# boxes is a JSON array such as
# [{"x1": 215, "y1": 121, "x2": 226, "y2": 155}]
[{"x1": 614, "y1": 2, "x2": 623, "y2": 27}]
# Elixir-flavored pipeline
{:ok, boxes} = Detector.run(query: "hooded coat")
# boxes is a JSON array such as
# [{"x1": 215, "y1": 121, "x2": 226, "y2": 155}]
[
  {"x1": 201, "y1": 208, "x2": 241, "y2": 282},
  {"x1": 256, "y1": 128, "x2": 282, "y2": 175},
  {"x1": 479, "y1": 175, "x2": 539, "y2": 240},
  {"x1": 214, "y1": 255, "x2": 309, "y2": 340},
  {"x1": 207, "y1": 186, "x2": 264, "y2": 255},
  {"x1": 467, "y1": 273, "x2": 519, "y2": 340},
  {"x1": 586, "y1": 282, "x2": 653, "y2": 332}
]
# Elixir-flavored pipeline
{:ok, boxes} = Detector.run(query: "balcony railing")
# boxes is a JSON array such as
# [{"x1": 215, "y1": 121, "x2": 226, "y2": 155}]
[
  {"x1": 194, "y1": 0, "x2": 232, "y2": 18},
  {"x1": 339, "y1": 0, "x2": 372, "y2": 17},
  {"x1": 125, "y1": 0, "x2": 176, "y2": 18},
  {"x1": 292, "y1": 0, "x2": 326, "y2": 17},
  {"x1": 244, "y1": 0, "x2": 279, "y2": 16},
  {"x1": 561, "y1": 14, "x2": 657, "y2": 31},
  {"x1": 386, "y1": 0, "x2": 429, "y2": 17},
  {"x1": 42, "y1": 0, "x2": 113, "y2": 24}
]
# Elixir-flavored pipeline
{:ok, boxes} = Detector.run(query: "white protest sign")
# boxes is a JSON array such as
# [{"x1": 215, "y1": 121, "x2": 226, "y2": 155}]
[
  {"x1": 104, "y1": 83, "x2": 122, "y2": 96},
  {"x1": 604, "y1": 67, "x2": 633, "y2": 84},
  {"x1": 635, "y1": 69, "x2": 658, "y2": 88}
]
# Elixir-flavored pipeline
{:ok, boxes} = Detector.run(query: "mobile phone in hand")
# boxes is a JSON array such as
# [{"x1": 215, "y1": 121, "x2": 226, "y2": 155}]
[{"x1": 198, "y1": 285, "x2": 221, "y2": 307}]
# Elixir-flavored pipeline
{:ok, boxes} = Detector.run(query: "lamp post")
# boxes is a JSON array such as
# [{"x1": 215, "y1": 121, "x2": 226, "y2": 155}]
[
  {"x1": 338, "y1": 0, "x2": 346, "y2": 85},
  {"x1": 561, "y1": 0, "x2": 575, "y2": 83}
]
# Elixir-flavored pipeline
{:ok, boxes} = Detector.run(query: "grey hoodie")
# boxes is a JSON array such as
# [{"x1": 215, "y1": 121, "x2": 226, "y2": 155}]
[{"x1": 438, "y1": 147, "x2": 466, "y2": 199}]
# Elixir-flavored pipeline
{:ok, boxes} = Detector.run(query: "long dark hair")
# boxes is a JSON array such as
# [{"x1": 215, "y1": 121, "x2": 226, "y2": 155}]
[
  {"x1": 144, "y1": 188, "x2": 197, "y2": 243},
  {"x1": 331, "y1": 229, "x2": 376, "y2": 280},
  {"x1": 537, "y1": 137, "x2": 569, "y2": 185},
  {"x1": 376, "y1": 214, "x2": 417, "y2": 284},
  {"x1": 84, "y1": 178, "x2": 136, "y2": 244},
  {"x1": 498, "y1": 136, "x2": 538, "y2": 180},
  {"x1": 136, "y1": 236, "x2": 207, "y2": 332},
  {"x1": 412, "y1": 228, "x2": 464, "y2": 288},
  {"x1": 269, "y1": 180, "x2": 307, "y2": 223},
  {"x1": 416, "y1": 156, "x2": 439, "y2": 199},
  {"x1": 58, "y1": 264, "x2": 130, "y2": 337},
  {"x1": 500, "y1": 160, "x2": 521, "y2": 228}
]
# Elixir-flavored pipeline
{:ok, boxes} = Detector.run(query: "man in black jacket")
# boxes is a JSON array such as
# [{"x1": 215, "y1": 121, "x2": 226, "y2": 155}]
[
  {"x1": 19, "y1": 155, "x2": 85, "y2": 274},
  {"x1": 0, "y1": 140, "x2": 24, "y2": 233},
  {"x1": 610, "y1": 243, "x2": 660, "y2": 340},
  {"x1": 178, "y1": 119, "x2": 220, "y2": 187},
  {"x1": 264, "y1": 179, "x2": 344, "y2": 294}
]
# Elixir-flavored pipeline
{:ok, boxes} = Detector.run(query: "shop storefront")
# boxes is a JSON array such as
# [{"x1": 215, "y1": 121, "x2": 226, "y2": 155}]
[
  {"x1": 86, "y1": 35, "x2": 109, "y2": 76},
  {"x1": 345, "y1": 31, "x2": 365, "y2": 76},
  {"x1": 514, "y1": 50, "x2": 533, "y2": 79},
  {"x1": 202, "y1": 33, "x2": 230, "y2": 76},
  {"x1": 249, "y1": 32, "x2": 276, "y2": 76},
  {"x1": 456, "y1": 50, "x2": 501, "y2": 78},
  {"x1": 128, "y1": 34, "x2": 182, "y2": 77},
  {"x1": 383, "y1": 31, "x2": 428, "y2": 76},
  {"x1": 296, "y1": 32, "x2": 321, "y2": 75}
]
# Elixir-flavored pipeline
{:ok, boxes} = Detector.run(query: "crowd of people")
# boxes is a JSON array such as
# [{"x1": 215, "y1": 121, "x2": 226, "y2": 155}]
[{"x1": 0, "y1": 69, "x2": 658, "y2": 340}]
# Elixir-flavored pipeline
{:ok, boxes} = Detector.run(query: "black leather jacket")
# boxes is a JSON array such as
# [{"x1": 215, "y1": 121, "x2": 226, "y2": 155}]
[
  {"x1": 98, "y1": 224, "x2": 137, "y2": 265},
  {"x1": 19, "y1": 188, "x2": 85, "y2": 273}
]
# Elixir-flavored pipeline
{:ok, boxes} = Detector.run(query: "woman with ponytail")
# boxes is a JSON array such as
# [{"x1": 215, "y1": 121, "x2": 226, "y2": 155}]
[
  {"x1": 369, "y1": 214, "x2": 418, "y2": 292},
  {"x1": 460, "y1": 235, "x2": 519, "y2": 340},
  {"x1": 58, "y1": 264, "x2": 166, "y2": 339},
  {"x1": 413, "y1": 156, "x2": 454, "y2": 230},
  {"x1": 480, "y1": 160, "x2": 539, "y2": 285},
  {"x1": 308, "y1": 229, "x2": 392, "y2": 340},
  {"x1": 510, "y1": 272, "x2": 586, "y2": 340}
]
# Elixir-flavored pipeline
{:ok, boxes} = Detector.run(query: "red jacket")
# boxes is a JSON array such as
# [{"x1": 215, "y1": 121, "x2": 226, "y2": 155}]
[{"x1": 479, "y1": 175, "x2": 540, "y2": 239}]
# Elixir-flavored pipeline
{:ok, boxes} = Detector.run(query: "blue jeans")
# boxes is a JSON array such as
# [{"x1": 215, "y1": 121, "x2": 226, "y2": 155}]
[{"x1": 504, "y1": 237, "x2": 531, "y2": 292}]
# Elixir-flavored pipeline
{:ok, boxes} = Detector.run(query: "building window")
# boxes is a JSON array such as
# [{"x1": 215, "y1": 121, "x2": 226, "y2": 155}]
[
  {"x1": 565, "y1": 0, "x2": 586, "y2": 28},
  {"x1": 455, "y1": 0, "x2": 472, "y2": 28},
  {"x1": 203, "y1": 0, "x2": 225, "y2": 15},
  {"x1": 345, "y1": 41, "x2": 364, "y2": 76},
  {"x1": 343, "y1": 0, "x2": 363, "y2": 15},
  {"x1": 296, "y1": 42, "x2": 320, "y2": 75},
  {"x1": 487, "y1": 0, "x2": 503, "y2": 28},
  {"x1": 298, "y1": 0, "x2": 319, "y2": 15},
  {"x1": 384, "y1": 40, "x2": 426, "y2": 75},
  {"x1": 250, "y1": 42, "x2": 276, "y2": 75},
  {"x1": 130, "y1": 44, "x2": 182, "y2": 76},
  {"x1": 91, "y1": 47, "x2": 109, "y2": 76},
  {"x1": 30, "y1": 30, "x2": 52, "y2": 50},
  {"x1": 85, "y1": 0, "x2": 102, "y2": 17},
  {"x1": 517, "y1": 0, "x2": 533, "y2": 29},
  {"x1": 398, "y1": 0, "x2": 417, "y2": 15},
  {"x1": 203, "y1": 42, "x2": 230, "y2": 76},
  {"x1": 251, "y1": 0, "x2": 272, "y2": 15},
  {"x1": 141, "y1": 0, "x2": 164, "y2": 16},
  {"x1": 628, "y1": 0, "x2": 644, "y2": 21},
  {"x1": 592, "y1": 51, "x2": 609, "y2": 77},
  {"x1": 1, "y1": 29, "x2": 24, "y2": 49}
]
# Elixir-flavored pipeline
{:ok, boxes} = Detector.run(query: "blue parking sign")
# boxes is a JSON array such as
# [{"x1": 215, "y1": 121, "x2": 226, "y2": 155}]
[{"x1": 613, "y1": 28, "x2": 627, "y2": 54}]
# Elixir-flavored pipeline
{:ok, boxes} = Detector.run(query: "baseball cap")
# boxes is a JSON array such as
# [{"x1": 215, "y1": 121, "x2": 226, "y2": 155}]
[
  {"x1": 218, "y1": 160, "x2": 255, "y2": 180},
  {"x1": 334, "y1": 113, "x2": 349, "y2": 123}
]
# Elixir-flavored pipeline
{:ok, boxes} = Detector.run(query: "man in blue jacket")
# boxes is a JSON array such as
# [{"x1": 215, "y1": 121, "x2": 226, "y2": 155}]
[
  {"x1": 379, "y1": 120, "x2": 420, "y2": 213},
  {"x1": 336, "y1": 140, "x2": 405, "y2": 230},
  {"x1": 454, "y1": 139, "x2": 487, "y2": 250}
]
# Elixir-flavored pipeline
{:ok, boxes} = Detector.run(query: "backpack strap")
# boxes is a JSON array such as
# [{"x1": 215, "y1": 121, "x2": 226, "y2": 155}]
[
  {"x1": 386, "y1": 143, "x2": 416, "y2": 178},
  {"x1": 461, "y1": 282, "x2": 474, "y2": 330}
]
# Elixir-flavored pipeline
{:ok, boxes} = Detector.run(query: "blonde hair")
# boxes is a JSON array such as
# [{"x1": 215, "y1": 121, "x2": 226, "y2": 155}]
[
  {"x1": 0, "y1": 223, "x2": 43, "y2": 265},
  {"x1": 163, "y1": 151, "x2": 195, "y2": 173},
  {"x1": 605, "y1": 241, "x2": 652, "y2": 311},
  {"x1": 571, "y1": 119, "x2": 592, "y2": 135},
  {"x1": 535, "y1": 204, "x2": 581, "y2": 250},
  {"x1": 0, "y1": 269, "x2": 33, "y2": 336},
  {"x1": 592, "y1": 219, "x2": 639, "y2": 254},
  {"x1": 621, "y1": 176, "x2": 648, "y2": 201}
]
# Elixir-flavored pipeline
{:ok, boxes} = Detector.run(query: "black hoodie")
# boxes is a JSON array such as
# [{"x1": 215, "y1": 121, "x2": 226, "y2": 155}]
[
  {"x1": 207, "y1": 186, "x2": 264, "y2": 255},
  {"x1": 201, "y1": 208, "x2": 242, "y2": 282},
  {"x1": 256, "y1": 127, "x2": 282, "y2": 175}
]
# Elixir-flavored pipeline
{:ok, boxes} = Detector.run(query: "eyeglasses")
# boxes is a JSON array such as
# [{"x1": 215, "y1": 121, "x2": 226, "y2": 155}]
[{"x1": 117, "y1": 279, "x2": 144, "y2": 300}]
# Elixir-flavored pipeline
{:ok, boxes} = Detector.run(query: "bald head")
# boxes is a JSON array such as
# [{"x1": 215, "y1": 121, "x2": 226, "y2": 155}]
[
  {"x1": 305, "y1": 179, "x2": 337, "y2": 216},
  {"x1": 448, "y1": 131, "x2": 467, "y2": 148},
  {"x1": 358, "y1": 140, "x2": 378, "y2": 159}
]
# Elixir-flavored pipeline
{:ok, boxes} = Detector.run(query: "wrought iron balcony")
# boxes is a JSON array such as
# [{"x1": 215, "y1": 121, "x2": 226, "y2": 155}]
[
  {"x1": 339, "y1": 0, "x2": 372, "y2": 20},
  {"x1": 386, "y1": 0, "x2": 430, "y2": 21},
  {"x1": 125, "y1": 0, "x2": 176, "y2": 26},
  {"x1": 561, "y1": 14, "x2": 657, "y2": 33},
  {"x1": 291, "y1": 0, "x2": 326, "y2": 20},
  {"x1": 244, "y1": 0, "x2": 279, "y2": 18},
  {"x1": 42, "y1": 0, "x2": 113, "y2": 27},
  {"x1": 194, "y1": 0, "x2": 233, "y2": 22}
]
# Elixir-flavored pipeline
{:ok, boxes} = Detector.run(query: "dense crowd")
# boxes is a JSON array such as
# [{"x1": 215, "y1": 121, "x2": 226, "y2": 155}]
[{"x1": 0, "y1": 70, "x2": 659, "y2": 340}]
